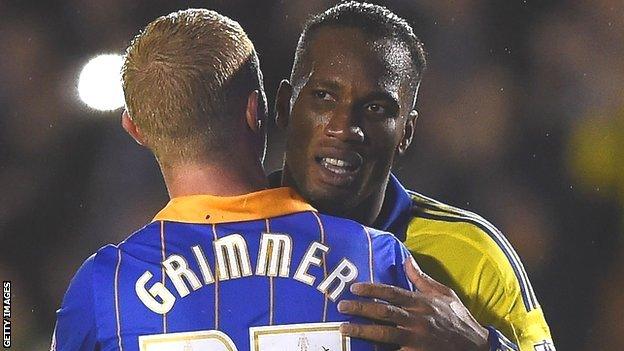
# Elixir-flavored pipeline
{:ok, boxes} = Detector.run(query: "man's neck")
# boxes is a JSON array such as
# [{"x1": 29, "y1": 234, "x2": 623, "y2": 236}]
[
  {"x1": 325, "y1": 178, "x2": 388, "y2": 226},
  {"x1": 342, "y1": 186, "x2": 387, "y2": 226},
  {"x1": 162, "y1": 160, "x2": 268, "y2": 198},
  {"x1": 281, "y1": 166, "x2": 388, "y2": 226}
]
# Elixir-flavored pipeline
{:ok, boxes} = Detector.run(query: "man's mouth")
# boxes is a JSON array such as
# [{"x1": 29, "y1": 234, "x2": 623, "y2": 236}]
[
  {"x1": 317, "y1": 157, "x2": 359, "y2": 174},
  {"x1": 314, "y1": 151, "x2": 363, "y2": 186}
]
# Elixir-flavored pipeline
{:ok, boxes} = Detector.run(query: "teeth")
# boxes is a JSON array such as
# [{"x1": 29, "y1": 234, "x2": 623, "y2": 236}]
[
  {"x1": 320, "y1": 157, "x2": 356, "y2": 175},
  {"x1": 322, "y1": 158, "x2": 352, "y2": 167}
]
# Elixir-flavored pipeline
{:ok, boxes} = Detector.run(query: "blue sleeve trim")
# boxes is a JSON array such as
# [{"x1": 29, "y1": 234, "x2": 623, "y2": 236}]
[{"x1": 486, "y1": 325, "x2": 519, "y2": 351}]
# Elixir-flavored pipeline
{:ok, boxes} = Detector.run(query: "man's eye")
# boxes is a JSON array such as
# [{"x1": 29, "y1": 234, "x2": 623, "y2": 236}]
[
  {"x1": 366, "y1": 103, "x2": 385, "y2": 114},
  {"x1": 313, "y1": 90, "x2": 334, "y2": 101}
]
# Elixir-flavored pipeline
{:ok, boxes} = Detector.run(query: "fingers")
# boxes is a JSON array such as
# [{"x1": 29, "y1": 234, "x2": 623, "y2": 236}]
[
  {"x1": 340, "y1": 323, "x2": 412, "y2": 346},
  {"x1": 351, "y1": 258, "x2": 449, "y2": 301},
  {"x1": 404, "y1": 255, "x2": 422, "y2": 282},
  {"x1": 338, "y1": 300, "x2": 412, "y2": 326},
  {"x1": 350, "y1": 282, "x2": 416, "y2": 306},
  {"x1": 405, "y1": 256, "x2": 451, "y2": 296}
]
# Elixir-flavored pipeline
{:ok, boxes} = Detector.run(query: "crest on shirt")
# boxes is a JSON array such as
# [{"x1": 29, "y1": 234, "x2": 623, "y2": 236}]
[
  {"x1": 534, "y1": 340, "x2": 556, "y2": 351},
  {"x1": 250, "y1": 322, "x2": 349, "y2": 351}
]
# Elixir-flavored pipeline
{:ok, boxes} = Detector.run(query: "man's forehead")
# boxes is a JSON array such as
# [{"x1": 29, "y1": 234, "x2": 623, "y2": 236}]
[
  {"x1": 371, "y1": 39, "x2": 412, "y2": 95},
  {"x1": 311, "y1": 27, "x2": 409, "y2": 64},
  {"x1": 306, "y1": 26, "x2": 412, "y2": 85}
]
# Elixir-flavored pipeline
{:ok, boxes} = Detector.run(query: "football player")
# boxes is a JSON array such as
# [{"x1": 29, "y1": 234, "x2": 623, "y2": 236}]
[
  {"x1": 52, "y1": 8, "x2": 415, "y2": 351},
  {"x1": 273, "y1": 2, "x2": 555, "y2": 350}
]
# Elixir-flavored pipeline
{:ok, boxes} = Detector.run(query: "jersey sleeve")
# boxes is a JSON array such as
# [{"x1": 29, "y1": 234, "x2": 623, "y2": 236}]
[
  {"x1": 403, "y1": 218, "x2": 555, "y2": 351},
  {"x1": 52, "y1": 255, "x2": 98, "y2": 351},
  {"x1": 474, "y1": 250, "x2": 555, "y2": 351}
]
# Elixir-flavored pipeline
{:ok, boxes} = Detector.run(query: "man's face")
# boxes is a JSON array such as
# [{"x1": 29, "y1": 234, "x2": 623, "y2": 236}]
[{"x1": 281, "y1": 26, "x2": 417, "y2": 212}]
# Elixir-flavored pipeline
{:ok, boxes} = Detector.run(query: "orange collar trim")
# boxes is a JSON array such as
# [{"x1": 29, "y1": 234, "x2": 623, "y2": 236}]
[{"x1": 152, "y1": 187, "x2": 316, "y2": 224}]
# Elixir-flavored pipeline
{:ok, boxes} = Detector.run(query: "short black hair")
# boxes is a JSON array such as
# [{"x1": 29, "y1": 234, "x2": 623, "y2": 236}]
[{"x1": 292, "y1": 1, "x2": 426, "y2": 92}]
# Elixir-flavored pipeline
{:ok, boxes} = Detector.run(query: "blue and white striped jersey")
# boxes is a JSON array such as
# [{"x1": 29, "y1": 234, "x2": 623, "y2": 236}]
[{"x1": 53, "y1": 187, "x2": 413, "y2": 351}]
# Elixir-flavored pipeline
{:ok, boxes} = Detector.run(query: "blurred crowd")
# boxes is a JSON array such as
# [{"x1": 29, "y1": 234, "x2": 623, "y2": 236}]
[{"x1": 1, "y1": 0, "x2": 622, "y2": 350}]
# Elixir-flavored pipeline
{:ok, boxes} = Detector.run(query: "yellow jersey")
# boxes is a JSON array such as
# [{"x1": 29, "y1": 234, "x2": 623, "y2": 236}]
[{"x1": 374, "y1": 174, "x2": 555, "y2": 351}]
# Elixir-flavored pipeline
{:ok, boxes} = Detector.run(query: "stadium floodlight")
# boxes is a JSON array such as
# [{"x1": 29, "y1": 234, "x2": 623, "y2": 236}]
[{"x1": 78, "y1": 54, "x2": 125, "y2": 111}]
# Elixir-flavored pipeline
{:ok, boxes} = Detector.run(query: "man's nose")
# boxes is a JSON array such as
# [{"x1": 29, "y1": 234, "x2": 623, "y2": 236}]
[{"x1": 325, "y1": 109, "x2": 364, "y2": 143}]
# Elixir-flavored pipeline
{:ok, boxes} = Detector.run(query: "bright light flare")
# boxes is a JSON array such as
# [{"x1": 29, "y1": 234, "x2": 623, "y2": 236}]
[{"x1": 78, "y1": 54, "x2": 125, "y2": 111}]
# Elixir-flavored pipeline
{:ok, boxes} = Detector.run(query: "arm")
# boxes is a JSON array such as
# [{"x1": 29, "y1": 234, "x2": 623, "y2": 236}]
[
  {"x1": 52, "y1": 255, "x2": 98, "y2": 351},
  {"x1": 469, "y1": 252, "x2": 554, "y2": 351}
]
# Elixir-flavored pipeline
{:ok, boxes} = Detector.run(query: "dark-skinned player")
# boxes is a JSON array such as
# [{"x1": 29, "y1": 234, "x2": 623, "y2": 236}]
[{"x1": 272, "y1": 2, "x2": 555, "y2": 351}]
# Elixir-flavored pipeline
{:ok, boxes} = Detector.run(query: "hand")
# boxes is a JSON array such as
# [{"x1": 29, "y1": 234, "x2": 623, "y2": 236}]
[{"x1": 338, "y1": 257, "x2": 489, "y2": 351}]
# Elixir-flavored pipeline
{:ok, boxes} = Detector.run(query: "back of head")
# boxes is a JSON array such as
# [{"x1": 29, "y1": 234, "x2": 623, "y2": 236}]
[
  {"x1": 122, "y1": 9, "x2": 266, "y2": 166},
  {"x1": 292, "y1": 1, "x2": 426, "y2": 103}
]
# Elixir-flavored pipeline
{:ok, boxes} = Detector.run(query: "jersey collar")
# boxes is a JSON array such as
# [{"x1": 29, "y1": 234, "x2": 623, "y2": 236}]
[
  {"x1": 152, "y1": 187, "x2": 316, "y2": 224},
  {"x1": 269, "y1": 170, "x2": 413, "y2": 241}
]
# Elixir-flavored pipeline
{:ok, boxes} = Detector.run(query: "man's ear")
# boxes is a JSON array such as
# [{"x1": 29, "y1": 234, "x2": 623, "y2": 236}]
[
  {"x1": 121, "y1": 110, "x2": 147, "y2": 146},
  {"x1": 245, "y1": 90, "x2": 261, "y2": 132},
  {"x1": 275, "y1": 79, "x2": 293, "y2": 130},
  {"x1": 398, "y1": 109, "x2": 418, "y2": 155}
]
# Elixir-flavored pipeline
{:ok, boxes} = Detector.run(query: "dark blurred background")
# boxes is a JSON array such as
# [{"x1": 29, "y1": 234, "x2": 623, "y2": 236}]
[{"x1": 1, "y1": 0, "x2": 622, "y2": 350}]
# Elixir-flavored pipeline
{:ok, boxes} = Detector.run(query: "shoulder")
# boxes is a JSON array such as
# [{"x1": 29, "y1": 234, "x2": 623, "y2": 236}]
[
  {"x1": 405, "y1": 190, "x2": 517, "y2": 269},
  {"x1": 317, "y1": 212, "x2": 402, "y2": 243},
  {"x1": 315, "y1": 212, "x2": 370, "y2": 237},
  {"x1": 77, "y1": 222, "x2": 160, "y2": 289},
  {"x1": 406, "y1": 191, "x2": 511, "y2": 258},
  {"x1": 62, "y1": 241, "x2": 128, "y2": 305},
  {"x1": 61, "y1": 253, "x2": 98, "y2": 305},
  {"x1": 404, "y1": 191, "x2": 539, "y2": 312},
  {"x1": 92, "y1": 221, "x2": 162, "y2": 261},
  {"x1": 316, "y1": 212, "x2": 408, "y2": 262}
]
